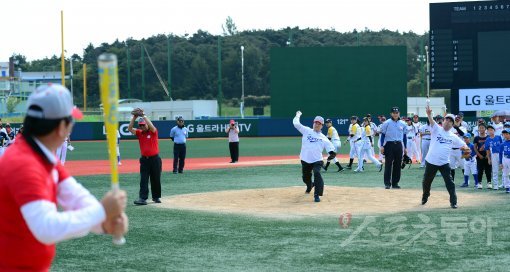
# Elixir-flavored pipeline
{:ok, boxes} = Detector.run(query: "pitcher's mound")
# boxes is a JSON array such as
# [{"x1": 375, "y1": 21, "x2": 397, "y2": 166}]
[{"x1": 159, "y1": 186, "x2": 494, "y2": 219}]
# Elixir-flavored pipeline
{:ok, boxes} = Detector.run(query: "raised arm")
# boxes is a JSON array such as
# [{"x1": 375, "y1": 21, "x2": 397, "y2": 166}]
[
  {"x1": 127, "y1": 115, "x2": 137, "y2": 135},
  {"x1": 426, "y1": 104, "x2": 436, "y2": 128},
  {"x1": 292, "y1": 111, "x2": 308, "y2": 135}
]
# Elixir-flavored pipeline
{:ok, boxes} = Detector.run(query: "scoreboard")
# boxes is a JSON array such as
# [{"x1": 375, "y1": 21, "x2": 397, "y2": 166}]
[{"x1": 429, "y1": 0, "x2": 510, "y2": 89}]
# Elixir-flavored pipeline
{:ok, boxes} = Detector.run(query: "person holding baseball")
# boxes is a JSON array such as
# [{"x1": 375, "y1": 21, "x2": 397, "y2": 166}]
[
  {"x1": 293, "y1": 110, "x2": 336, "y2": 202},
  {"x1": 421, "y1": 105, "x2": 470, "y2": 209},
  {"x1": 226, "y1": 119, "x2": 240, "y2": 163},
  {"x1": 128, "y1": 110, "x2": 162, "y2": 205},
  {"x1": 0, "y1": 84, "x2": 128, "y2": 271}
]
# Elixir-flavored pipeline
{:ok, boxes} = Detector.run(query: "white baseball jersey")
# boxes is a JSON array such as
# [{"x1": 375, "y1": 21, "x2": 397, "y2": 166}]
[
  {"x1": 412, "y1": 122, "x2": 423, "y2": 136},
  {"x1": 369, "y1": 122, "x2": 378, "y2": 136},
  {"x1": 425, "y1": 123, "x2": 467, "y2": 166},
  {"x1": 492, "y1": 122, "x2": 504, "y2": 136},
  {"x1": 348, "y1": 123, "x2": 362, "y2": 141},
  {"x1": 293, "y1": 116, "x2": 335, "y2": 163},
  {"x1": 327, "y1": 126, "x2": 340, "y2": 141}
]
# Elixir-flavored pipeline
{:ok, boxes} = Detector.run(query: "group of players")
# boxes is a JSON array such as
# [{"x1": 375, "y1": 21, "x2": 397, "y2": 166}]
[{"x1": 294, "y1": 106, "x2": 510, "y2": 204}]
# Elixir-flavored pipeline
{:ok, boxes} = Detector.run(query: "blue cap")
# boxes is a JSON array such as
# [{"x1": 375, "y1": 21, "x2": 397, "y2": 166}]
[
  {"x1": 463, "y1": 133, "x2": 471, "y2": 138},
  {"x1": 504, "y1": 122, "x2": 510, "y2": 127},
  {"x1": 503, "y1": 129, "x2": 509, "y2": 134}
]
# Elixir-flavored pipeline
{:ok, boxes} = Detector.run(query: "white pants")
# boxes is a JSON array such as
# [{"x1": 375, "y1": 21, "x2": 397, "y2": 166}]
[
  {"x1": 377, "y1": 136, "x2": 384, "y2": 161},
  {"x1": 349, "y1": 140, "x2": 361, "y2": 159},
  {"x1": 356, "y1": 142, "x2": 381, "y2": 171},
  {"x1": 449, "y1": 149, "x2": 463, "y2": 170},
  {"x1": 414, "y1": 136, "x2": 422, "y2": 162},
  {"x1": 502, "y1": 157, "x2": 510, "y2": 189},
  {"x1": 330, "y1": 139, "x2": 341, "y2": 163},
  {"x1": 407, "y1": 137, "x2": 419, "y2": 162},
  {"x1": 421, "y1": 139, "x2": 431, "y2": 167},
  {"x1": 56, "y1": 142, "x2": 68, "y2": 165},
  {"x1": 463, "y1": 157, "x2": 478, "y2": 176},
  {"x1": 490, "y1": 153, "x2": 501, "y2": 186}
]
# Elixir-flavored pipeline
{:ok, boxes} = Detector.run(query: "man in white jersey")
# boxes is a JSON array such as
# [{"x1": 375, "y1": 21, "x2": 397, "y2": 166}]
[
  {"x1": 421, "y1": 107, "x2": 469, "y2": 209},
  {"x1": 293, "y1": 111, "x2": 336, "y2": 202},
  {"x1": 491, "y1": 116, "x2": 504, "y2": 136},
  {"x1": 412, "y1": 114, "x2": 423, "y2": 163},
  {"x1": 323, "y1": 119, "x2": 344, "y2": 172},
  {"x1": 376, "y1": 115, "x2": 386, "y2": 162},
  {"x1": 346, "y1": 116, "x2": 362, "y2": 169},
  {"x1": 419, "y1": 120, "x2": 432, "y2": 168},
  {"x1": 405, "y1": 118, "x2": 420, "y2": 163}
]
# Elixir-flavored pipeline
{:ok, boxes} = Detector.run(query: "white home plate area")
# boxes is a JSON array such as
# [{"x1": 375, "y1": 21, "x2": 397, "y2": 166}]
[{"x1": 158, "y1": 186, "x2": 494, "y2": 219}]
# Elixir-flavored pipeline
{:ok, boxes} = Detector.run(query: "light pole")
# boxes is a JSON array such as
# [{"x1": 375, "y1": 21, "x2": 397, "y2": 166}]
[{"x1": 240, "y1": 45, "x2": 245, "y2": 118}]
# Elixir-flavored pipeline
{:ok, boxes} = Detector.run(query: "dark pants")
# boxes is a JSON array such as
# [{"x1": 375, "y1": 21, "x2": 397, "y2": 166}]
[
  {"x1": 383, "y1": 141, "x2": 403, "y2": 187},
  {"x1": 422, "y1": 161, "x2": 457, "y2": 205},
  {"x1": 476, "y1": 157, "x2": 491, "y2": 184},
  {"x1": 301, "y1": 160, "x2": 324, "y2": 196},
  {"x1": 139, "y1": 155, "x2": 162, "y2": 200},
  {"x1": 173, "y1": 143, "x2": 186, "y2": 172},
  {"x1": 229, "y1": 141, "x2": 239, "y2": 162}
]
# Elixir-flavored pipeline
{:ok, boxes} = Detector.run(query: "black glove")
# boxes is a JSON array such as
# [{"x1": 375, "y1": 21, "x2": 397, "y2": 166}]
[
  {"x1": 401, "y1": 154, "x2": 412, "y2": 169},
  {"x1": 327, "y1": 151, "x2": 336, "y2": 161}
]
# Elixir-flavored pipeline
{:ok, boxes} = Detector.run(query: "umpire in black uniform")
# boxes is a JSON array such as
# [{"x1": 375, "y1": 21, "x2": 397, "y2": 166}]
[{"x1": 379, "y1": 106, "x2": 408, "y2": 189}]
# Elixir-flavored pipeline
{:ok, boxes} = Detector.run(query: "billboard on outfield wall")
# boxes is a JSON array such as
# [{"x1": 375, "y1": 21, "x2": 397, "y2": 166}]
[
  {"x1": 4, "y1": 116, "x2": 490, "y2": 140},
  {"x1": 270, "y1": 46, "x2": 407, "y2": 118}
]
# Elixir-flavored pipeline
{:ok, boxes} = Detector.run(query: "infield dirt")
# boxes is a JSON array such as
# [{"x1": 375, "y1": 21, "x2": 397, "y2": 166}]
[{"x1": 158, "y1": 186, "x2": 494, "y2": 219}]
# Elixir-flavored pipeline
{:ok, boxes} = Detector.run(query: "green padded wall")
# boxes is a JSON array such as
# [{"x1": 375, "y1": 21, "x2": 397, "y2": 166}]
[{"x1": 270, "y1": 46, "x2": 407, "y2": 118}]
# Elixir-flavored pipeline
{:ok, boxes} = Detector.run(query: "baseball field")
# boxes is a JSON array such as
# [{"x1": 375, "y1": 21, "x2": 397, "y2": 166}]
[{"x1": 52, "y1": 137, "x2": 510, "y2": 271}]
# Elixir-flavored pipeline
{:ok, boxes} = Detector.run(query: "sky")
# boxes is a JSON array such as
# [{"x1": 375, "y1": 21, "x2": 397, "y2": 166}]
[{"x1": 2, "y1": 0, "x2": 468, "y2": 61}]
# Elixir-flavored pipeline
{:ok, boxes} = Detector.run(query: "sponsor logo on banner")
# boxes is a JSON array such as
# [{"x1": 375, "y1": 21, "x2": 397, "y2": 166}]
[{"x1": 459, "y1": 88, "x2": 510, "y2": 111}]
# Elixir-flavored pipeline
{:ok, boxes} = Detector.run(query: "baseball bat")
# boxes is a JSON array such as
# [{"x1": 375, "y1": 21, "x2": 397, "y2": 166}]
[{"x1": 98, "y1": 53, "x2": 125, "y2": 245}]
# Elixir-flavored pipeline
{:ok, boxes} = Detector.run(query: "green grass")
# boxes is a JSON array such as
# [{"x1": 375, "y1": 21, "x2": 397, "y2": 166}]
[{"x1": 52, "y1": 160, "x2": 510, "y2": 271}]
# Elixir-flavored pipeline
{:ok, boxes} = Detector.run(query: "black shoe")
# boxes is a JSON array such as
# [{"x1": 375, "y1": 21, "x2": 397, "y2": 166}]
[
  {"x1": 385, "y1": 185, "x2": 391, "y2": 189},
  {"x1": 134, "y1": 198, "x2": 147, "y2": 205},
  {"x1": 421, "y1": 195, "x2": 429, "y2": 205},
  {"x1": 392, "y1": 185, "x2": 401, "y2": 189},
  {"x1": 450, "y1": 204, "x2": 458, "y2": 209},
  {"x1": 173, "y1": 171, "x2": 177, "y2": 174},
  {"x1": 323, "y1": 162, "x2": 330, "y2": 171},
  {"x1": 305, "y1": 182, "x2": 315, "y2": 193},
  {"x1": 153, "y1": 198, "x2": 161, "y2": 203},
  {"x1": 346, "y1": 166, "x2": 352, "y2": 169},
  {"x1": 230, "y1": 161, "x2": 235, "y2": 163},
  {"x1": 363, "y1": 159, "x2": 367, "y2": 163},
  {"x1": 378, "y1": 164, "x2": 383, "y2": 172},
  {"x1": 337, "y1": 168, "x2": 345, "y2": 173},
  {"x1": 178, "y1": 171, "x2": 183, "y2": 174}
]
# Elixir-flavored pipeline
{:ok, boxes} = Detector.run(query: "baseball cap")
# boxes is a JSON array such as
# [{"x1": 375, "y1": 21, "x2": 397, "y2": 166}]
[
  {"x1": 478, "y1": 118, "x2": 486, "y2": 124},
  {"x1": 230, "y1": 119, "x2": 235, "y2": 125},
  {"x1": 413, "y1": 114, "x2": 419, "y2": 118},
  {"x1": 138, "y1": 117, "x2": 146, "y2": 125},
  {"x1": 313, "y1": 116, "x2": 324, "y2": 124},
  {"x1": 502, "y1": 129, "x2": 509, "y2": 134},
  {"x1": 463, "y1": 133, "x2": 471, "y2": 138},
  {"x1": 176, "y1": 116, "x2": 184, "y2": 122},
  {"x1": 444, "y1": 114, "x2": 456, "y2": 121},
  {"x1": 325, "y1": 118, "x2": 332, "y2": 124},
  {"x1": 26, "y1": 84, "x2": 83, "y2": 120},
  {"x1": 504, "y1": 122, "x2": 510, "y2": 127},
  {"x1": 435, "y1": 115, "x2": 444, "y2": 120},
  {"x1": 458, "y1": 112, "x2": 464, "y2": 117},
  {"x1": 391, "y1": 106, "x2": 399, "y2": 113}
]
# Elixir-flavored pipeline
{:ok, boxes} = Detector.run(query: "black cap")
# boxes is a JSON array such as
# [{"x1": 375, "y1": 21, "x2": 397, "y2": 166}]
[
  {"x1": 176, "y1": 116, "x2": 184, "y2": 121},
  {"x1": 487, "y1": 125, "x2": 495, "y2": 130},
  {"x1": 325, "y1": 119, "x2": 332, "y2": 124},
  {"x1": 458, "y1": 112, "x2": 464, "y2": 117},
  {"x1": 391, "y1": 106, "x2": 399, "y2": 113},
  {"x1": 435, "y1": 115, "x2": 443, "y2": 120}
]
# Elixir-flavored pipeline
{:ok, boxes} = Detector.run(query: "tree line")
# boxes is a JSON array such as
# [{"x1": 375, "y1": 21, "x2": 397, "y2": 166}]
[{"x1": 11, "y1": 24, "x2": 429, "y2": 108}]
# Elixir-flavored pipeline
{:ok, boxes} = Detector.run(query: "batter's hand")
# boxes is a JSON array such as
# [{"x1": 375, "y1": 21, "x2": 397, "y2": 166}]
[{"x1": 296, "y1": 111, "x2": 302, "y2": 118}]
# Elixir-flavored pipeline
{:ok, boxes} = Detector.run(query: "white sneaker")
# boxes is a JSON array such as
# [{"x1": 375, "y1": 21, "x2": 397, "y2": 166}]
[
  {"x1": 118, "y1": 162, "x2": 122, "y2": 166},
  {"x1": 488, "y1": 183, "x2": 493, "y2": 189},
  {"x1": 476, "y1": 184, "x2": 483, "y2": 189},
  {"x1": 499, "y1": 184, "x2": 505, "y2": 189},
  {"x1": 354, "y1": 168, "x2": 361, "y2": 172}
]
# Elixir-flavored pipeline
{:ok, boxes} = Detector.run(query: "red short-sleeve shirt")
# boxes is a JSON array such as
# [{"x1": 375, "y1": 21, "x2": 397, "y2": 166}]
[{"x1": 135, "y1": 129, "x2": 159, "y2": 156}]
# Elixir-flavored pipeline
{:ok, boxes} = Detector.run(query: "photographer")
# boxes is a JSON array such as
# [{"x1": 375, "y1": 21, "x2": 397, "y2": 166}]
[{"x1": 226, "y1": 119, "x2": 240, "y2": 163}]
